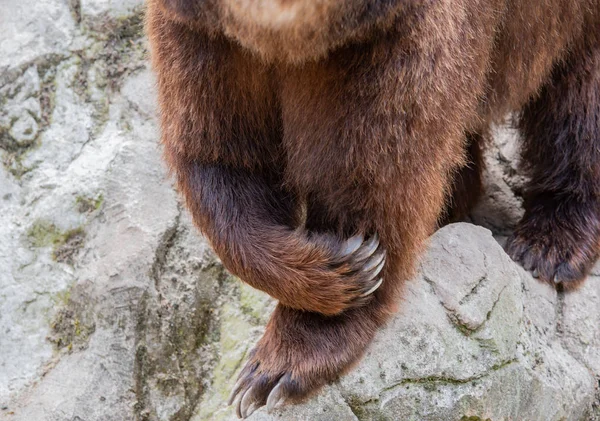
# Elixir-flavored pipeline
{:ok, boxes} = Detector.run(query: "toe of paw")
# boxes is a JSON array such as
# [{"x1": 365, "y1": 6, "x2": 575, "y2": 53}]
[
  {"x1": 508, "y1": 244, "x2": 588, "y2": 288},
  {"x1": 336, "y1": 233, "x2": 382, "y2": 265},
  {"x1": 230, "y1": 372, "x2": 297, "y2": 419},
  {"x1": 552, "y1": 262, "x2": 588, "y2": 288},
  {"x1": 504, "y1": 235, "x2": 527, "y2": 262},
  {"x1": 266, "y1": 378, "x2": 287, "y2": 413},
  {"x1": 339, "y1": 233, "x2": 386, "y2": 287}
]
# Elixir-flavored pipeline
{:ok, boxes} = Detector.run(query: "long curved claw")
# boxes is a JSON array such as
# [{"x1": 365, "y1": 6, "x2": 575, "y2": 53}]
[
  {"x1": 360, "y1": 278, "x2": 384, "y2": 297},
  {"x1": 363, "y1": 249, "x2": 386, "y2": 272},
  {"x1": 352, "y1": 233, "x2": 379, "y2": 262},
  {"x1": 245, "y1": 403, "x2": 258, "y2": 418},
  {"x1": 266, "y1": 379, "x2": 285, "y2": 414},
  {"x1": 341, "y1": 233, "x2": 364, "y2": 256},
  {"x1": 367, "y1": 258, "x2": 386, "y2": 281},
  {"x1": 228, "y1": 378, "x2": 245, "y2": 406},
  {"x1": 239, "y1": 385, "x2": 255, "y2": 419}
]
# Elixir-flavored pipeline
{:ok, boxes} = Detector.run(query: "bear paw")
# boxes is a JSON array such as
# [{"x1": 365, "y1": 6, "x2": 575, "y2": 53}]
[
  {"x1": 227, "y1": 303, "x2": 377, "y2": 418},
  {"x1": 505, "y1": 197, "x2": 600, "y2": 288},
  {"x1": 330, "y1": 232, "x2": 386, "y2": 303}
]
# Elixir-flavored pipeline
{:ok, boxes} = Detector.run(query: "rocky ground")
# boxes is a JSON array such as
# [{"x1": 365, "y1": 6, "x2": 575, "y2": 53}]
[{"x1": 1, "y1": 1, "x2": 599, "y2": 420}]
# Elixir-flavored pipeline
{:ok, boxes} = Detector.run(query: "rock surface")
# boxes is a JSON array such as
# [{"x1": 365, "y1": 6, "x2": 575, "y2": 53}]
[{"x1": 1, "y1": 2, "x2": 599, "y2": 421}]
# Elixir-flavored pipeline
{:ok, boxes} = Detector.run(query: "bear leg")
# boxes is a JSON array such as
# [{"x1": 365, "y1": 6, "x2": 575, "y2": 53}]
[
  {"x1": 440, "y1": 132, "x2": 486, "y2": 226},
  {"x1": 506, "y1": 40, "x2": 600, "y2": 288},
  {"x1": 228, "y1": 301, "x2": 388, "y2": 418}
]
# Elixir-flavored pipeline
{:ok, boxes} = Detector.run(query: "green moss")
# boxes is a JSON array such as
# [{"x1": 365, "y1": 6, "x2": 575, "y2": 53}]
[
  {"x1": 239, "y1": 282, "x2": 274, "y2": 324},
  {"x1": 111, "y1": 12, "x2": 145, "y2": 40},
  {"x1": 195, "y1": 303, "x2": 257, "y2": 421},
  {"x1": 2, "y1": 150, "x2": 32, "y2": 179},
  {"x1": 94, "y1": 194, "x2": 105, "y2": 209},
  {"x1": 75, "y1": 193, "x2": 104, "y2": 213},
  {"x1": 49, "y1": 308, "x2": 95, "y2": 352},
  {"x1": 74, "y1": 318, "x2": 82, "y2": 336},
  {"x1": 27, "y1": 220, "x2": 86, "y2": 264},
  {"x1": 27, "y1": 220, "x2": 62, "y2": 247},
  {"x1": 346, "y1": 395, "x2": 371, "y2": 420},
  {"x1": 49, "y1": 283, "x2": 96, "y2": 353},
  {"x1": 52, "y1": 227, "x2": 86, "y2": 264},
  {"x1": 53, "y1": 288, "x2": 72, "y2": 307}
]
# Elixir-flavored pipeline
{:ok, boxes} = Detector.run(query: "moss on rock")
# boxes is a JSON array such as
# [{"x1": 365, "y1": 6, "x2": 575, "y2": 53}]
[{"x1": 27, "y1": 219, "x2": 85, "y2": 264}]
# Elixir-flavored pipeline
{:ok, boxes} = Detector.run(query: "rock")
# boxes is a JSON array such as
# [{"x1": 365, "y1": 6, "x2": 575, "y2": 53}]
[
  {"x1": 8, "y1": 114, "x2": 39, "y2": 146},
  {"x1": 207, "y1": 225, "x2": 595, "y2": 421},
  {"x1": 0, "y1": 0, "x2": 76, "y2": 75},
  {"x1": 0, "y1": 66, "x2": 43, "y2": 150},
  {"x1": 80, "y1": 0, "x2": 145, "y2": 23},
  {"x1": 1, "y1": 1, "x2": 599, "y2": 421},
  {"x1": 470, "y1": 123, "x2": 525, "y2": 236}
]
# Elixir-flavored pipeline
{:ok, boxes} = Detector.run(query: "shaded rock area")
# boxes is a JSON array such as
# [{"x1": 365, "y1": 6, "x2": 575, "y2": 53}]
[{"x1": 1, "y1": 1, "x2": 599, "y2": 420}]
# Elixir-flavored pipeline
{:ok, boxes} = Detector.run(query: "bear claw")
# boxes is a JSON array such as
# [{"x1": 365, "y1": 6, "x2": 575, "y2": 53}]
[
  {"x1": 328, "y1": 232, "x2": 387, "y2": 303},
  {"x1": 238, "y1": 385, "x2": 255, "y2": 418},
  {"x1": 336, "y1": 233, "x2": 386, "y2": 303},
  {"x1": 360, "y1": 277, "x2": 384, "y2": 297},
  {"x1": 229, "y1": 370, "x2": 288, "y2": 419},
  {"x1": 504, "y1": 203, "x2": 600, "y2": 289},
  {"x1": 363, "y1": 249, "x2": 386, "y2": 272},
  {"x1": 228, "y1": 378, "x2": 244, "y2": 406},
  {"x1": 341, "y1": 233, "x2": 364, "y2": 256},
  {"x1": 266, "y1": 380, "x2": 285, "y2": 413},
  {"x1": 352, "y1": 233, "x2": 380, "y2": 261}
]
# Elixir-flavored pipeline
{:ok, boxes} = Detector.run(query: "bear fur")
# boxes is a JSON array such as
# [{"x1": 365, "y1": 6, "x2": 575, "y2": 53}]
[{"x1": 146, "y1": 0, "x2": 600, "y2": 416}]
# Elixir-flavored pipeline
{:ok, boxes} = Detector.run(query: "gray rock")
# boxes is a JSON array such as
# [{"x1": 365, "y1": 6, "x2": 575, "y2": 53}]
[
  {"x1": 470, "y1": 123, "x2": 525, "y2": 236},
  {"x1": 0, "y1": 0, "x2": 76, "y2": 75},
  {"x1": 81, "y1": 0, "x2": 145, "y2": 23},
  {"x1": 197, "y1": 225, "x2": 597, "y2": 421},
  {"x1": 1, "y1": 1, "x2": 599, "y2": 421},
  {"x1": 9, "y1": 113, "x2": 39, "y2": 146}
]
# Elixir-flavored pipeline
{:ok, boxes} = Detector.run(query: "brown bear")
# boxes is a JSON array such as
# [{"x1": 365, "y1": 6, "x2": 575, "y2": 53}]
[{"x1": 146, "y1": 0, "x2": 600, "y2": 417}]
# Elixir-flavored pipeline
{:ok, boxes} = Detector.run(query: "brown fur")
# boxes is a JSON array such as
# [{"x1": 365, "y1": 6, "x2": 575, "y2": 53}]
[
  {"x1": 440, "y1": 132, "x2": 486, "y2": 226},
  {"x1": 146, "y1": 0, "x2": 600, "y2": 414},
  {"x1": 505, "y1": 40, "x2": 600, "y2": 288}
]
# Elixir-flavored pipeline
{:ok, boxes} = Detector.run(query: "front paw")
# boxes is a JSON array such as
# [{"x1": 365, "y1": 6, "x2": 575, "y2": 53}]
[
  {"x1": 227, "y1": 314, "x2": 332, "y2": 420},
  {"x1": 329, "y1": 233, "x2": 386, "y2": 306},
  {"x1": 296, "y1": 232, "x2": 386, "y2": 315},
  {"x1": 228, "y1": 355, "x2": 306, "y2": 419},
  {"x1": 227, "y1": 304, "x2": 377, "y2": 419},
  {"x1": 505, "y1": 197, "x2": 600, "y2": 288},
  {"x1": 245, "y1": 231, "x2": 387, "y2": 316}
]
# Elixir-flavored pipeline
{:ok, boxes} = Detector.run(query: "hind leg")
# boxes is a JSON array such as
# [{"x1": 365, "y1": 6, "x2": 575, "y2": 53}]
[
  {"x1": 505, "y1": 43, "x2": 600, "y2": 288},
  {"x1": 440, "y1": 132, "x2": 485, "y2": 226}
]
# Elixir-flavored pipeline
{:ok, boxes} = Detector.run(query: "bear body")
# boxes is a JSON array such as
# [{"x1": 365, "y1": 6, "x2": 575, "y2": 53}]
[{"x1": 146, "y1": 0, "x2": 600, "y2": 416}]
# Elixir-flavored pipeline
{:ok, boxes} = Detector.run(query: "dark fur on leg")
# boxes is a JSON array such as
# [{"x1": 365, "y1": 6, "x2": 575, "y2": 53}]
[
  {"x1": 506, "y1": 40, "x2": 600, "y2": 287},
  {"x1": 506, "y1": 193, "x2": 600, "y2": 288},
  {"x1": 440, "y1": 132, "x2": 485, "y2": 226},
  {"x1": 180, "y1": 162, "x2": 387, "y2": 315}
]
